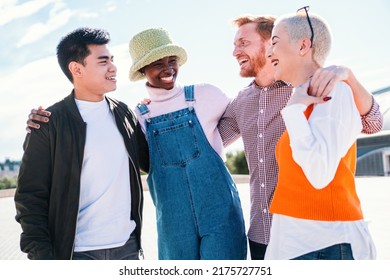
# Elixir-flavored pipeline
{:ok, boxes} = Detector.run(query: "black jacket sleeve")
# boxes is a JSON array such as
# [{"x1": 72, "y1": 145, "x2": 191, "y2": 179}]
[
  {"x1": 14, "y1": 122, "x2": 54, "y2": 260},
  {"x1": 135, "y1": 117, "x2": 149, "y2": 174}
]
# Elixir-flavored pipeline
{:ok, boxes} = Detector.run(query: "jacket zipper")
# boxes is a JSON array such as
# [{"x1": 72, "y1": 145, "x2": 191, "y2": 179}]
[{"x1": 128, "y1": 151, "x2": 144, "y2": 260}]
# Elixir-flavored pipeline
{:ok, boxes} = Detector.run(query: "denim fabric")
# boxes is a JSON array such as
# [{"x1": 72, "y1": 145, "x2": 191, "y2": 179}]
[
  {"x1": 143, "y1": 86, "x2": 247, "y2": 260},
  {"x1": 71, "y1": 234, "x2": 140, "y2": 260},
  {"x1": 291, "y1": 243, "x2": 354, "y2": 260}
]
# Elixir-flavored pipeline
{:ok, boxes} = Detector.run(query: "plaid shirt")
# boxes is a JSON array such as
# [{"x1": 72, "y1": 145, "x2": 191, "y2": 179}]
[{"x1": 219, "y1": 80, "x2": 383, "y2": 245}]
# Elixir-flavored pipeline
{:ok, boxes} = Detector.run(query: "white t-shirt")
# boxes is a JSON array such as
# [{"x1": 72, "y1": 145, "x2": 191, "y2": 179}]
[{"x1": 74, "y1": 98, "x2": 135, "y2": 252}]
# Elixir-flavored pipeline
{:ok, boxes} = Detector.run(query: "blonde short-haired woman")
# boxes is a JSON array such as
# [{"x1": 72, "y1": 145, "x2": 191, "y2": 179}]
[{"x1": 265, "y1": 7, "x2": 377, "y2": 260}]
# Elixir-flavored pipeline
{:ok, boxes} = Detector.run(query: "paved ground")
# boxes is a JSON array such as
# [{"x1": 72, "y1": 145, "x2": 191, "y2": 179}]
[{"x1": 1, "y1": 176, "x2": 389, "y2": 260}]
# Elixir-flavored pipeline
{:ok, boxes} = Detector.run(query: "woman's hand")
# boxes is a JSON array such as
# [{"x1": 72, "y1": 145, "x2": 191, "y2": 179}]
[
  {"x1": 288, "y1": 79, "x2": 331, "y2": 107},
  {"x1": 309, "y1": 65, "x2": 349, "y2": 97},
  {"x1": 26, "y1": 106, "x2": 51, "y2": 133},
  {"x1": 287, "y1": 79, "x2": 331, "y2": 107}
]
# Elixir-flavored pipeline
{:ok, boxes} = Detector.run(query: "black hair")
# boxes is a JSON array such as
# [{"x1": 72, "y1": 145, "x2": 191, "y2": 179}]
[{"x1": 56, "y1": 27, "x2": 110, "y2": 83}]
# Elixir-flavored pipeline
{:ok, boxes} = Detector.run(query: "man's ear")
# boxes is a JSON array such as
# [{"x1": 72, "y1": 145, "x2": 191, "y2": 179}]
[{"x1": 69, "y1": 61, "x2": 82, "y2": 78}]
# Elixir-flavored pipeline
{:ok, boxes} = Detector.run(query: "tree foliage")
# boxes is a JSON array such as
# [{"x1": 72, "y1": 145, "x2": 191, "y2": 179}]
[
  {"x1": 225, "y1": 150, "x2": 249, "y2": 174},
  {"x1": 0, "y1": 176, "x2": 17, "y2": 190}
]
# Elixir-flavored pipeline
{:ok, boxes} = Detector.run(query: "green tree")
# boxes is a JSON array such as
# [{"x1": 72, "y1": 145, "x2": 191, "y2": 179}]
[
  {"x1": 0, "y1": 176, "x2": 17, "y2": 190},
  {"x1": 225, "y1": 150, "x2": 249, "y2": 174}
]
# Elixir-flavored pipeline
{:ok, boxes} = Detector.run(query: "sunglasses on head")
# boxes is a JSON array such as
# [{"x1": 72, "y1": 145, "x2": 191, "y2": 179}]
[{"x1": 296, "y1": 6, "x2": 314, "y2": 48}]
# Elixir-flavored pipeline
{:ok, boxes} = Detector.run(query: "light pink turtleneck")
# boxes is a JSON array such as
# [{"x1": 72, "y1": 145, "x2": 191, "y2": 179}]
[{"x1": 135, "y1": 83, "x2": 230, "y2": 159}]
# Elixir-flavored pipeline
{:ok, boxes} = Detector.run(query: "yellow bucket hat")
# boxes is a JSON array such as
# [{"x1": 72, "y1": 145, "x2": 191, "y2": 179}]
[{"x1": 128, "y1": 28, "x2": 188, "y2": 81}]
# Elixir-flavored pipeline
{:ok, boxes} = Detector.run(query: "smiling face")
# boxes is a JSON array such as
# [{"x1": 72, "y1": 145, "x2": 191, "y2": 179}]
[
  {"x1": 233, "y1": 22, "x2": 268, "y2": 78},
  {"x1": 267, "y1": 22, "x2": 301, "y2": 83},
  {"x1": 142, "y1": 56, "x2": 179, "y2": 90},
  {"x1": 72, "y1": 44, "x2": 117, "y2": 101}
]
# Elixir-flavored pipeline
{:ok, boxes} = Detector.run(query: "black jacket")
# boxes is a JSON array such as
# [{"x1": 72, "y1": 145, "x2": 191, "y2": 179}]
[{"x1": 15, "y1": 92, "x2": 149, "y2": 260}]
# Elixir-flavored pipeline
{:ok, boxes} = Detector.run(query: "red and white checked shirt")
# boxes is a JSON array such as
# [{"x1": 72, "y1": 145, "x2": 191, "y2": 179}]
[{"x1": 218, "y1": 80, "x2": 383, "y2": 245}]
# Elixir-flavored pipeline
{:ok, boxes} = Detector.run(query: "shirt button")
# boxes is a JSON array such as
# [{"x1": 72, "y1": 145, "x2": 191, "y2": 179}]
[
  {"x1": 261, "y1": 183, "x2": 265, "y2": 188},
  {"x1": 263, "y1": 209, "x2": 267, "y2": 213},
  {"x1": 260, "y1": 109, "x2": 264, "y2": 114},
  {"x1": 259, "y1": 133, "x2": 263, "y2": 138},
  {"x1": 260, "y1": 158, "x2": 264, "y2": 163},
  {"x1": 264, "y1": 87, "x2": 268, "y2": 91}
]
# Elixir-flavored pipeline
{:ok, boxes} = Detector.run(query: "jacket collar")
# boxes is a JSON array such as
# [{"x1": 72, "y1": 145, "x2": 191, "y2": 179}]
[{"x1": 63, "y1": 90, "x2": 86, "y2": 124}]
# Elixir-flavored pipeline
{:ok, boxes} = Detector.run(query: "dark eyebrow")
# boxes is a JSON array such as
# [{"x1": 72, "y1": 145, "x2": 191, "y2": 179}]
[
  {"x1": 271, "y1": 36, "x2": 279, "y2": 40},
  {"x1": 97, "y1": 55, "x2": 113, "y2": 60}
]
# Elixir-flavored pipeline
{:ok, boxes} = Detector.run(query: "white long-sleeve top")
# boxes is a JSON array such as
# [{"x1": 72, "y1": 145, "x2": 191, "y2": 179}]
[
  {"x1": 135, "y1": 83, "x2": 230, "y2": 159},
  {"x1": 265, "y1": 81, "x2": 376, "y2": 260},
  {"x1": 282, "y1": 81, "x2": 362, "y2": 188}
]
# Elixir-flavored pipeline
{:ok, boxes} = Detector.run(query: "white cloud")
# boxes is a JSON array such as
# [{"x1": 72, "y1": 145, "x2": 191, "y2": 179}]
[
  {"x1": 77, "y1": 11, "x2": 99, "y2": 19},
  {"x1": 16, "y1": 2, "x2": 73, "y2": 47},
  {"x1": 0, "y1": 55, "x2": 68, "y2": 160},
  {"x1": 105, "y1": 1, "x2": 117, "y2": 12},
  {"x1": 0, "y1": 0, "x2": 54, "y2": 26}
]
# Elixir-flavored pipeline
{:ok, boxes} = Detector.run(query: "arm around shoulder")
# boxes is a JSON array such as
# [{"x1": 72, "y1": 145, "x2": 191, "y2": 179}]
[{"x1": 344, "y1": 69, "x2": 383, "y2": 134}]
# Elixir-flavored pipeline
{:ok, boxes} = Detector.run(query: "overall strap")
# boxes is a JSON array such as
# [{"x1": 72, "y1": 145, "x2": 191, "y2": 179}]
[
  {"x1": 184, "y1": 85, "x2": 195, "y2": 111},
  {"x1": 136, "y1": 103, "x2": 151, "y2": 122}
]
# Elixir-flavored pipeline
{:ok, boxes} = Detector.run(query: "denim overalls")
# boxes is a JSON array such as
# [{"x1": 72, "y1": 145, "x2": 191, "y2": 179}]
[{"x1": 137, "y1": 85, "x2": 247, "y2": 260}]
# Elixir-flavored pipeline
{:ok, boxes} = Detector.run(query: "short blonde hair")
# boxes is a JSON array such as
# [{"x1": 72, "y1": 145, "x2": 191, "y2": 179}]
[{"x1": 275, "y1": 12, "x2": 332, "y2": 66}]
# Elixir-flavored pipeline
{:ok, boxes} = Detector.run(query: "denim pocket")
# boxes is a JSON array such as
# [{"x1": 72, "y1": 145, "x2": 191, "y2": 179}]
[{"x1": 151, "y1": 119, "x2": 200, "y2": 166}]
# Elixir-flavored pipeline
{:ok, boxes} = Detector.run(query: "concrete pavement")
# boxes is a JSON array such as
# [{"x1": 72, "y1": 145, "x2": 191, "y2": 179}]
[{"x1": 1, "y1": 176, "x2": 389, "y2": 260}]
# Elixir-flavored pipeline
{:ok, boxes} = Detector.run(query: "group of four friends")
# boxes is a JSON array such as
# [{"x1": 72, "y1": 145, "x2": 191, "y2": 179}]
[{"x1": 15, "y1": 7, "x2": 383, "y2": 260}]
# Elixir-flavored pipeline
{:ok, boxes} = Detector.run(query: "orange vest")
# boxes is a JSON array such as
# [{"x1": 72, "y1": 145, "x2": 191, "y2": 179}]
[{"x1": 269, "y1": 105, "x2": 363, "y2": 221}]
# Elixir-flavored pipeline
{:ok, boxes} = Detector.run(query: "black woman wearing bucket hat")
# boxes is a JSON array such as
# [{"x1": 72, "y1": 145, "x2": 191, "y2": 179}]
[{"x1": 130, "y1": 27, "x2": 247, "y2": 260}]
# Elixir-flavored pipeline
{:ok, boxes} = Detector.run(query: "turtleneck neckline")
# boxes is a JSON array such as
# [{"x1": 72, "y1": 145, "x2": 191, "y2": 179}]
[{"x1": 145, "y1": 83, "x2": 183, "y2": 103}]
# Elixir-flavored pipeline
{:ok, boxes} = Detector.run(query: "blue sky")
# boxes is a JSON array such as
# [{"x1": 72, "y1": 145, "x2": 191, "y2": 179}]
[{"x1": 1, "y1": 0, "x2": 390, "y2": 161}]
